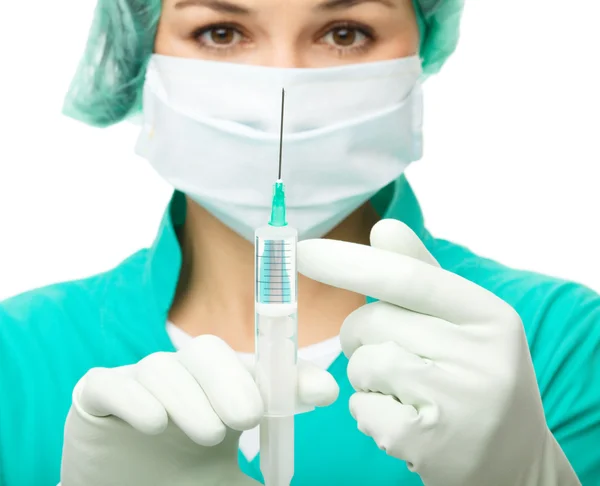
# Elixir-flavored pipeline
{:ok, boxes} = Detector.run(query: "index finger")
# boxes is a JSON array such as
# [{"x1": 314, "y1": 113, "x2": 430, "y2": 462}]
[
  {"x1": 297, "y1": 239, "x2": 505, "y2": 324},
  {"x1": 178, "y1": 335, "x2": 264, "y2": 431}
]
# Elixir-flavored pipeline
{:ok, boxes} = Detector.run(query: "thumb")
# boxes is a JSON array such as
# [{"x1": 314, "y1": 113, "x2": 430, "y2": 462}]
[{"x1": 370, "y1": 219, "x2": 439, "y2": 267}]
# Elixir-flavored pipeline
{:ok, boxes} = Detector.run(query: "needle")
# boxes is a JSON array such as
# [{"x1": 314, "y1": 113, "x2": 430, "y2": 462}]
[{"x1": 278, "y1": 88, "x2": 285, "y2": 180}]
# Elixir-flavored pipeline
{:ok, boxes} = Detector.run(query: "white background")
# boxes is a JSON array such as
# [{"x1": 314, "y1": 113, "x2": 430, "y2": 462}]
[{"x1": 0, "y1": 0, "x2": 599, "y2": 300}]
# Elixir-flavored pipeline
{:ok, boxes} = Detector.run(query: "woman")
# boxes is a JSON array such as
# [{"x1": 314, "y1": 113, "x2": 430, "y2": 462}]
[{"x1": 0, "y1": 0, "x2": 598, "y2": 485}]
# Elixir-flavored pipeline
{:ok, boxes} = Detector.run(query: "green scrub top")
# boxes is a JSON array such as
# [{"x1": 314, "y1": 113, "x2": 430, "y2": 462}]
[{"x1": 1, "y1": 176, "x2": 599, "y2": 486}]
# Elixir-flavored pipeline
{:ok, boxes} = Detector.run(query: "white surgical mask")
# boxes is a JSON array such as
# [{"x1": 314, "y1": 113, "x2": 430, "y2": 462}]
[{"x1": 135, "y1": 54, "x2": 424, "y2": 241}]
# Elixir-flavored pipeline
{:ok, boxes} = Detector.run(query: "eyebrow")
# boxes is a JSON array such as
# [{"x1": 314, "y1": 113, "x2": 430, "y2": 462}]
[
  {"x1": 316, "y1": 0, "x2": 396, "y2": 10},
  {"x1": 174, "y1": 0, "x2": 252, "y2": 15},
  {"x1": 174, "y1": 0, "x2": 394, "y2": 14}
]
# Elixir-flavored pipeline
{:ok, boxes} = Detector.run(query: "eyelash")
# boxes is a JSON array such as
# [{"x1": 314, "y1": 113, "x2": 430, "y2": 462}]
[
  {"x1": 191, "y1": 22, "x2": 376, "y2": 56},
  {"x1": 192, "y1": 23, "x2": 247, "y2": 54},
  {"x1": 319, "y1": 22, "x2": 376, "y2": 56}
]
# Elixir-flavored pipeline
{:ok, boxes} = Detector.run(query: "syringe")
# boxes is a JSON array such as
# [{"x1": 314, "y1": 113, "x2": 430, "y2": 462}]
[{"x1": 254, "y1": 89, "x2": 298, "y2": 486}]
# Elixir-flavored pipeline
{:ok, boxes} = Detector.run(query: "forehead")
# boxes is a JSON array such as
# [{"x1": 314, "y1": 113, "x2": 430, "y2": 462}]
[{"x1": 166, "y1": 0, "x2": 408, "y2": 12}]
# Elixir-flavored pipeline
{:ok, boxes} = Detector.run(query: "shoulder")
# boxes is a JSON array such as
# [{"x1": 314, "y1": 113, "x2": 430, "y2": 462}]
[
  {"x1": 0, "y1": 250, "x2": 165, "y2": 484},
  {"x1": 428, "y1": 236, "x2": 600, "y2": 481},
  {"x1": 0, "y1": 249, "x2": 151, "y2": 373},
  {"x1": 426, "y1": 236, "x2": 600, "y2": 340}
]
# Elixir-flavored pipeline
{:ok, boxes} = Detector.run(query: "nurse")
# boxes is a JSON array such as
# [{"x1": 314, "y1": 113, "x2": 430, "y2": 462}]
[{"x1": 0, "y1": 0, "x2": 598, "y2": 485}]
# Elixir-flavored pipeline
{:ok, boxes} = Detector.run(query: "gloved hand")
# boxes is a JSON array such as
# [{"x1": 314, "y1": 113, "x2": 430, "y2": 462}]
[
  {"x1": 60, "y1": 335, "x2": 338, "y2": 486},
  {"x1": 297, "y1": 219, "x2": 580, "y2": 486}
]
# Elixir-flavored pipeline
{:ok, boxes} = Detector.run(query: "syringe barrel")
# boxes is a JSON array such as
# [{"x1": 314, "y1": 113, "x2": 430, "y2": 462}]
[
  {"x1": 254, "y1": 224, "x2": 298, "y2": 418},
  {"x1": 255, "y1": 225, "x2": 297, "y2": 305},
  {"x1": 255, "y1": 306, "x2": 297, "y2": 417}
]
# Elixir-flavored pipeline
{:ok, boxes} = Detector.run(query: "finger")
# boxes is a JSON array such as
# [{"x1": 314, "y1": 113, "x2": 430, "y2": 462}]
[
  {"x1": 178, "y1": 335, "x2": 264, "y2": 431},
  {"x1": 349, "y1": 392, "x2": 422, "y2": 463},
  {"x1": 297, "y1": 360, "x2": 339, "y2": 407},
  {"x1": 370, "y1": 219, "x2": 439, "y2": 267},
  {"x1": 237, "y1": 353, "x2": 256, "y2": 375},
  {"x1": 245, "y1": 356, "x2": 339, "y2": 412},
  {"x1": 341, "y1": 301, "x2": 460, "y2": 360},
  {"x1": 135, "y1": 352, "x2": 227, "y2": 446},
  {"x1": 347, "y1": 342, "x2": 437, "y2": 407},
  {"x1": 77, "y1": 367, "x2": 168, "y2": 436},
  {"x1": 298, "y1": 238, "x2": 502, "y2": 324}
]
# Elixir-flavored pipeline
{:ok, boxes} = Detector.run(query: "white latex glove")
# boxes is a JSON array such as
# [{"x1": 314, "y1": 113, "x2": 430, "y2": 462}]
[
  {"x1": 60, "y1": 335, "x2": 338, "y2": 486},
  {"x1": 297, "y1": 219, "x2": 580, "y2": 486}
]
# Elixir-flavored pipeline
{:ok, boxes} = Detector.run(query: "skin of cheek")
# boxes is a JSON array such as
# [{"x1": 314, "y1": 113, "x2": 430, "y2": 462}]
[{"x1": 154, "y1": 0, "x2": 419, "y2": 66}]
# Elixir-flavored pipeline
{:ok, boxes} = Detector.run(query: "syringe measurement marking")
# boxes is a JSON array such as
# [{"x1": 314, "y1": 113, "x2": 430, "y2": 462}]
[{"x1": 258, "y1": 240, "x2": 293, "y2": 300}]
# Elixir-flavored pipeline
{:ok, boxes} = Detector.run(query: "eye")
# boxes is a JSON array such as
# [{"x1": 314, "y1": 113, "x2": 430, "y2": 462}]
[
  {"x1": 195, "y1": 25, "x2": 245, "y2": 48},
  {"x1": 321, "y1": 25, "x2": 371, "y2": 49}
]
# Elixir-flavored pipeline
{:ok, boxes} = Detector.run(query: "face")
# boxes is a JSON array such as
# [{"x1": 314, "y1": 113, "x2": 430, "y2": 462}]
[{"x1": 155, "y1": 0, "x2": 419, "y2": 68}]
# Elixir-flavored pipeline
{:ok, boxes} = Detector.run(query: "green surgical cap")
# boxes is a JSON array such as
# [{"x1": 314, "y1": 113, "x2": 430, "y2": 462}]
[
  {"x1": 62, "y1": 0, "x2": 465, "y2": 127},
  {"x1": 415, "y1": 0, "x2": 465, "y2": 76}
]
